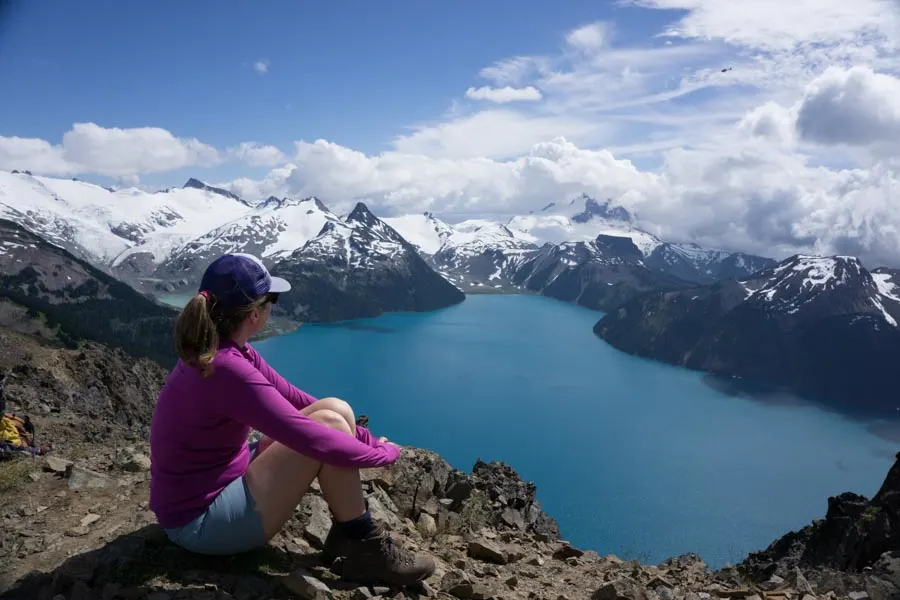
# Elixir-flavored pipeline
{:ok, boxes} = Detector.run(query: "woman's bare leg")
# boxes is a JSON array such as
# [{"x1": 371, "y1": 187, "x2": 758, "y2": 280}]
[
  {"x1": 244, "y1": 401, "x2": 437, "y2": 585},
  {"x1": 245, "y1": 408, "x2": 365, "y2": 540}
]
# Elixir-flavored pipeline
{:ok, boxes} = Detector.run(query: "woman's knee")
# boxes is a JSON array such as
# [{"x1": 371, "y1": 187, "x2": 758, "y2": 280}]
[
  {"x1": 318, "y1": 397, "x2": 355, "y2": 427},
  {"x1": 310, "y1": 408, "x2": 352, "y2": 434}
]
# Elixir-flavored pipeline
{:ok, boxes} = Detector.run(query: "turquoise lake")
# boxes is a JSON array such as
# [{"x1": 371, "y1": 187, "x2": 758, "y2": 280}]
[{"x1": 169, "y1": 293, "x2": 898, "y2": 568}]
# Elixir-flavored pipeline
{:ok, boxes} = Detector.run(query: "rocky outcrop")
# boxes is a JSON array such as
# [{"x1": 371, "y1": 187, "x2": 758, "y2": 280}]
[
  {"x1": 740, "y1": 452, "x2": 900, "y2": 598},
  {"x1": 4, "y1": 438, "x2": 889, "y2": 600}
]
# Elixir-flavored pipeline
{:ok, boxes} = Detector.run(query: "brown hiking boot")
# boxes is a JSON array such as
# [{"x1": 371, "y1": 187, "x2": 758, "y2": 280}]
[
  {"x1": 329, "y1": 524, "x2": 436, "y2": 587},
  {"x1": 321, "y1": 523, "x2": 350, "y2": 566}
]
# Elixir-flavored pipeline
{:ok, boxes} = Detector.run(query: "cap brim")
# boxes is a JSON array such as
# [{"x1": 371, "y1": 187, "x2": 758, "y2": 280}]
[{"x1": 269, "y1": 276, "x2": 292, "y2": 293}]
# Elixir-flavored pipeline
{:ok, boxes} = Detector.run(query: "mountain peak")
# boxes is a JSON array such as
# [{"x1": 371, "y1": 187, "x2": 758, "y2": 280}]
[
  {"x1": 260, "y1": 195, "x2": 331, "y2": 213},
  {"x1": 347, "y1": 201, "x2": 379, "y2": 226},
  {"x1": 182, "y1": 178, "x2": 249, "y2": 205},
  {"x1": 593, "y1": 234, "x2": 643, "y2": 261},
  {"x1": 571, "y1": 194, "x2": 632, "y2": 224},
  {"x1": 768, "y1": 254, "x2": 866, "y2": 289}
]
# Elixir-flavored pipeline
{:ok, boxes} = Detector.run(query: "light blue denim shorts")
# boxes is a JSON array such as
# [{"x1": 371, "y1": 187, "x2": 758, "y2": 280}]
[{"x1": 164, "y1": 442, "x2": 266, "y2": 555}]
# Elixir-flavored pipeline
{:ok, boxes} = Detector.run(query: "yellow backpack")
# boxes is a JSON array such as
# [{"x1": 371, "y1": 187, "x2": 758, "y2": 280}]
[{"x1": 0, "y1": 412, "x2": 33, "y2": 447}]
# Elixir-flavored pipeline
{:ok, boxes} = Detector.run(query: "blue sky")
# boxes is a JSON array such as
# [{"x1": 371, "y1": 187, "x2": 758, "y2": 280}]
[
  {"x1": 0, "y1": 0, "x2": 673, "y2": 161},
  {"x1": 1, "y1": 0, "x2": 899, "y2": 265}
]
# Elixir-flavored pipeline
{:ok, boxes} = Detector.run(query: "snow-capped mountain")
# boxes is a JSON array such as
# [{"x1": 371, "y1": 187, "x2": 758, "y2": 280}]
[
  {"x1": 182, "y1": 177, "x2": 253, "y2": 207},
  {"x1": 507, "y1": 211, "x2": 661, "y2": 255},
  {"x1": 738, "y1": 255, "x2": 900, "y2": 323},
  {"x1": 382, "y1": 212, "x2": 453, "y2": 255},
  {"x1": 148, "y1": 195, "x2": 341, "y2": 288},
  {"x1": 0, "y1": 171, "x2": 251, "y2": 271},
  {"x1": 429, "y1": 220, "x2": 538, "y2": 291},
  {"x1": 269, "y1": 203, "x2": 465, "y2": 322},
  {"x1": 512, "y1": 234, "x2": 690, "y2": 311},
  {"x1": 645, "y1": 243, "x2": 777, "y2": 285},
  {"x1": 872, "y1": 267, "x2": 900, "y2": 305},
  {"x1": 594, "y1": 254, "x2": 900, "y2": 418}
]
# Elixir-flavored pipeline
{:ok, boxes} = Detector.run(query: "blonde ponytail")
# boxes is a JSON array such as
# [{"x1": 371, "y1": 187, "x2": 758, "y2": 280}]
[
  {"x1": 174, "y1": 294, "x2": 219, "y2": 377},
  {"x1": 173, "y1": 292, "x2": 270, "y2": 377}
]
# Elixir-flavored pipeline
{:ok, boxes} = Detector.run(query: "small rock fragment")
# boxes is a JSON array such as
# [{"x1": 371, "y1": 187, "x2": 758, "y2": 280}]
[
  {"x1": 81, "y1": 513, "x2": 101, "y2": 527},
  {"x1": 468, "y1": 539, "x2": 508, "y2": 565},
  {"x1": 68, "y1": 464, "x2": 111, "y2": 490},
  {"x1": 281, "y1": 570, "x2": 333, "y2": 600},
  {"x1": 592, "y1": 577, "x2": 650, "y2": 600},
  {"x1": 417, "y1": 512, "x2": 437, "y2": 537},
  {"x1": 553, "y1": 543, "x2": 584, "y2": 560},
  {"x1": 350, "y1": 587, "x2": 372, "y2": 600},
  {"x1": 45, "y1": 456, "x2": 71, "y2": 473}
]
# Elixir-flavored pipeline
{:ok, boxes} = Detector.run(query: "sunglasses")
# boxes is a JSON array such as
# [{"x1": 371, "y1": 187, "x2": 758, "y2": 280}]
[{"x1": 265, "y1": 293, "x2": 280, "y2": 305}]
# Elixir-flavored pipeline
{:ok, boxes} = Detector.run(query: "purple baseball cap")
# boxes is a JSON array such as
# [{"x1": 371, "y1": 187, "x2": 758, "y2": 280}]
[{"x1": 199, "y1": 253, "x2": 291, "y2": 308}]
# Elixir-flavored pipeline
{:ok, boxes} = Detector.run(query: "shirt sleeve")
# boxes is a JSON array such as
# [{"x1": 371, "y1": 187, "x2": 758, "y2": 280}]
[
  {"x1": 212, "y1": 356, "x2": 400, "y2": 468},
  {"x1": 355, "y1": 424, "x2": 377, "y2": 447},
  {"x1": 245, "y1": 343, "x2": 318, "y2": 411}
]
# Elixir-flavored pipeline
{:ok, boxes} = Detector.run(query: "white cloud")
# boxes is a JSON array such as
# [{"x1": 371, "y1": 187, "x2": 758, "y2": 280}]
[
  {"x1": 0, "y1": 136, "x2": 72, "y2": 175},
  {"x1": 0, "y1": 123, "x2": 221, "y2": 177},
  {"x1": 61, "y1": 123, "x2": 221, "y2": 177},
  {"x1": 566, "y1": 22, "x2": 611, "y2": 52},
  {"x1": 391, "y1": 109, "x2": 605, "y2": 160},
  {"x1": 738, "y1": 101, "x2": 796, "y2": 146},
  {"x1": 252, "y1": 60, "x2": 270, "y2": 75},
  {"x1": 228, "y1": 142, "x2": 286, "y2": 167},
  {"x1": 479, "y1": 56, "x2": 549, "y2": 86},
  {"x1": 795, "y1": 66, "x2": 900, "y2": 147},
  {"x1": 118, "y1": 174, "x2": 141, "y2": 188},
  {"x1": 624, "y1": 0, "x2": 897, "y2": 51},
  {"x1": 465, "y1": 86, "x2": 543, "y2": 103},
  {"x1": 0, "y1": 124, "x2": 288, "y2": 177}
]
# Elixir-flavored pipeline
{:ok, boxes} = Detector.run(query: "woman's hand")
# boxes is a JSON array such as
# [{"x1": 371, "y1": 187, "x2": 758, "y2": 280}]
[{"x1": 378, "y1": 436, "x2": 398, "y2": 447}]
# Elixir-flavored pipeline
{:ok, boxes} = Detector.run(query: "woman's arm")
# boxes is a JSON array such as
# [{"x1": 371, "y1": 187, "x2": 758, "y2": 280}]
[{"x1": 213, "y1": 357, "x2": 400, "y2": 468}]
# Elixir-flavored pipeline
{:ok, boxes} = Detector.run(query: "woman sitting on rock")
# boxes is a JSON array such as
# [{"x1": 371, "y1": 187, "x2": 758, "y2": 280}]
[{"x1": 149, "y1": 253, "x2": 435, "y2": 587}]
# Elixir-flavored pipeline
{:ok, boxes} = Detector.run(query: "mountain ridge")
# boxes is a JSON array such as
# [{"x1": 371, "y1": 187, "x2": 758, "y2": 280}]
[{"x1": 593, "y1": 253, "x2": 900, "y2": 419}]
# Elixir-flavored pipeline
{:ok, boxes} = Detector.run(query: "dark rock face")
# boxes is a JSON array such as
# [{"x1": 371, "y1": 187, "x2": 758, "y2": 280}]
[
  {"x1": 363, "y1": 447, "x2": 561, "y2": 542},
  {"x1": 272, "y1": 203, "x2": 465, "y2": 323},
  {"x1": 571, "y1": 195, "x2": 632, "y2": 224},
  {"x1": 645, "y1": 245, "x2": 776, "y2": 285},
  {"x1": 740, "y1": 453, "x2": 900, "y2": 597},
  {"x1": 0, "y1": 219, "x2": 178, "y2": 366},
  {"x1": 594, "y1": 255, "x2": 900, "y2": 418},
  {"x1": 513, "y1": 235, "x2": 690, "y2": 312},
  {"x1": 470, "y1": 459, "x2": 561, "y2": 540},
  {"x1": 182, "y1": 178, "x2": 250, "y2": 206}
]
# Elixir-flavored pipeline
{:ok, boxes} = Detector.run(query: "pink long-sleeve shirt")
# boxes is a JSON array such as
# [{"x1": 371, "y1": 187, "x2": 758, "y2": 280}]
[{"x1": 149, "y1": 339, "x2": 399, "y2": 529}]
